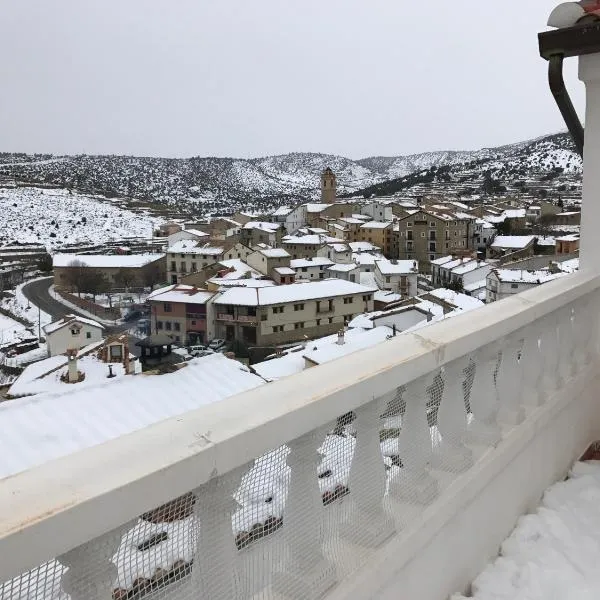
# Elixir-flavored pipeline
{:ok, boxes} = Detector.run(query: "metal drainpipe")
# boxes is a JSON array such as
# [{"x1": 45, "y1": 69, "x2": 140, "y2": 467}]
[{"x1": 548, "y1": 54, "x2": 585, "y2": 156}]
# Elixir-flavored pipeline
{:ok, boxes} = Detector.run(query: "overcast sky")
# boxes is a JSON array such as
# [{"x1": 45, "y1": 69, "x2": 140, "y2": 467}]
[{"x1": 0, "y1": 1, "x2": 586, "y2": 159}]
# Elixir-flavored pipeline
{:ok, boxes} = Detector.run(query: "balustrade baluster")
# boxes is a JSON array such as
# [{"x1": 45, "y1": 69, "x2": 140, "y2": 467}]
[
  {"x1": 432, "y1": 357, "x2": 473, "y2": 473},
  {"x1": 520, "y1": 323, "x2": 544, "y2": 407},
  {"x1": 496, "y1": 335, "x2": 525, "y2": 427},
  {"x1": 539, "y1": 313, "x2": 561, "y2": 396},
  {"x1": 389, "y1": 374, "x2": 438, "y2": 504},
  {"x1": 191, "y1": 466, "x2": 248, "y2": 599},
  {"x1": 273, "y1": 427, "x2": 336, "y2": 600},
  {"x1": 557, "y1": 306, "x2": 575, "y2": 385},
  {"x1": 341, "y1": 396, "x2": 395, "y2": 547},
  {"x1": 571, "y1": 298, "x2": 588, "y2": 374},
  {"x1": 467, "y1": 344, "x2": 502, "y2": 446},
  {"x1": 59, "y1": 522, "x2": 132, "y2": 600}
]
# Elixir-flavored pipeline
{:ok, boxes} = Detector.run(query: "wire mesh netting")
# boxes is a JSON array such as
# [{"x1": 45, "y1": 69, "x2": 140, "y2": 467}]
[{"x1": 1, "y1": 299, "x2": 598, "y2": 600}]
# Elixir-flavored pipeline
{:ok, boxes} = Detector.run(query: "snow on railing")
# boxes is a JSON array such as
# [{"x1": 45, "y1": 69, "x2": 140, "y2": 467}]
[{"x1": 0, "y1": 272, "x2": 599, "y2": 600}]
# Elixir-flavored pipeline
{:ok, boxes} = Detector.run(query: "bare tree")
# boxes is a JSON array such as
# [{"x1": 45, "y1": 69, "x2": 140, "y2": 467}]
[
  {"x1": 114, "y1": 268, "x2": 137, "y2": 291},
  {"x1": 65, "y1": 260, "x2": 88, "y2": 297},
  {"x1": 81, "y1": 270, "x2": 110, "y2": 303}
]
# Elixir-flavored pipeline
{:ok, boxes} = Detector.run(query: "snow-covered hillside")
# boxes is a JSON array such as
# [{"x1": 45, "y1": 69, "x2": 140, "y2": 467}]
[
  {"x1": 0, "y1": 132, "x2": 583, "y2": 214},
  {"x1": 0, "y1": 187, "x2": 163, "y2": 250}
]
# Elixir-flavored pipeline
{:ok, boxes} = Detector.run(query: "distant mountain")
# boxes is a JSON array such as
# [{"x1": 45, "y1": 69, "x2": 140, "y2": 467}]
[{"x1": 0, "y1": 133, "x2": 582, "y2": 215}]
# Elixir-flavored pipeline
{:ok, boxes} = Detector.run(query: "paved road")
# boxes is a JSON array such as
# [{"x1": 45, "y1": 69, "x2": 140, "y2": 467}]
[{"x1": 22, "y1": 278, "x2": 141, "y2": 356}]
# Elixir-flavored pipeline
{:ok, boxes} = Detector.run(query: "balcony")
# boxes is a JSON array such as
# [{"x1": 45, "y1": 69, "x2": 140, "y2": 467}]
[
  {"x1": 2, "y1": 271, "x2": 600, "y2": 600},
  {"x1": 216, "y1": 313, "x2": 235, "y2": 321},
  {"x1": 237, "y1": 315, "x2": 259, "y2": 324}
]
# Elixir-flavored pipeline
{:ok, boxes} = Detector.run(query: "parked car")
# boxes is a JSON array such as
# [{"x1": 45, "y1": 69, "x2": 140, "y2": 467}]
[
  {"x1": 190, "y1": 349, "x2": 215, "y2": 358},
  {"x1": 187, "y1": 344, "x2": 207, "y2": 354},
  {"x1": 208, "y1": 339, "x2": 227, "y2": 352},
  {"x1": 124, "y1": 309, "x2": 142, "y2": 322}
]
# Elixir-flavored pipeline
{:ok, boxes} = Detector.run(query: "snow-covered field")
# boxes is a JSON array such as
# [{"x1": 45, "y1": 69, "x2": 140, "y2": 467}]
[
  {"x1": 0, "y1": 187, "x2": 164, "y2": 249},
  {"x1": 452, "y1": 461, "x2": 600, "y2": 600}
]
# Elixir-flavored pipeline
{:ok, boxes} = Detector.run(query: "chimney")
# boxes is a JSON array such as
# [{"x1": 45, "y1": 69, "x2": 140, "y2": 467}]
[
  {"x1": 67, "y1": 349, "x2": 79, "y2": 383},
  {"x1": 337, "y1": 329, "x2": 345, "y2": 345},
  {"x1": 427, "y1": 310, "x2": 433, "y2": 322}
]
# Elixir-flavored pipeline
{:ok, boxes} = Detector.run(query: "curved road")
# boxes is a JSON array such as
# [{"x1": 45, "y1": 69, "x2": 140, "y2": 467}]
[{"x1": 22, "y1": 278, "x2": 141, "y2": 355}]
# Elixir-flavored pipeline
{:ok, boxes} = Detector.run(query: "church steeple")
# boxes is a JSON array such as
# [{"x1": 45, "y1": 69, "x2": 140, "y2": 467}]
[{"x1": 320, "y1": 167, "x2": 337, "y2": 204}]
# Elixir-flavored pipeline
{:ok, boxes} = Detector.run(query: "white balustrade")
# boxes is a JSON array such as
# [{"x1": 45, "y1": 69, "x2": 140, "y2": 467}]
[
  {"x1": 191, "y1": 466, "x2": 248, "y2": 600},
  {"x1": 432, "y1": 357, "x2": 473, "y2": 473},
  {"x1": 467, "y1": 344, "x2": 502, "y2": 446},
  {"x1": 520, "y1": 323, "x2": 544, "y2": 407},
  {"x1": 341, "y1": 396, "x2": 395, "y2": 547},
  {"x1": 389, "y1": 374, "x2": 439, "y2": 504},
  {"x1": 273, "y1": 427, "x2": 337, "y2": 600}
]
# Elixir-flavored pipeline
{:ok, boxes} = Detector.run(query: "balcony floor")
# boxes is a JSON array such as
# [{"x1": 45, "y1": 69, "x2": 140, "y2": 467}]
[{"x1": 452, "y1": 460, "x2": 600, "y2": 600}]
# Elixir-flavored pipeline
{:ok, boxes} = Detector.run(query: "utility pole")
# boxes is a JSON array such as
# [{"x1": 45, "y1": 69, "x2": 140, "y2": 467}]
[{"x1": 38, "y1": 304, "x2": 41, "y2": 340}]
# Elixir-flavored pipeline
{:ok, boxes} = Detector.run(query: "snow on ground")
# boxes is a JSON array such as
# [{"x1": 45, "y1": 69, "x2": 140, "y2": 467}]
[
  {"x1": 0, "y1": 187, "x2": 163, "y2": 249},
  {"x1": 452, "y1": 461, "x2": 600, "y2": 600}
]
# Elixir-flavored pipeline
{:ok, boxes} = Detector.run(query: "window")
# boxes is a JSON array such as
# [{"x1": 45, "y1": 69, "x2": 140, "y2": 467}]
[
  {"x1": 385, "y1": 276, "x2": 391, "y2": 283},
  {"x1": 70, "y1": 328, "x2": 80, "y2": 336},
  {"x1": 328, "y1": 317, "x2": 333, "y2": 324},
  {"x1": 407, "y1": 222, "x2": 412, "y2": 228},
  {"x1": 191, "y1": 262, "x2": 197, "y2": 271},
  {"x1": 446, "y1": 222, "x2": 450, "y2": 227},
  {"x1": 273, "y1": 306, "x2": 284, "y2": 314},
  {"x1": 454, "y1": 231, "x2": 458, "y2": 237},
  {"x1": 157, "y1": 321, "x2": 163, "y2": 330},
  {"x1": 86, "y1": 332, "x2": 92, "y2": 339},
  {"x1": 191, "y1": 320, "x2": 196, "y2": 325},
  {"x1": 165, "y1": 322, "x2": 172, "y2": 331},
  {"x1": 511, "y1": 283, "x2": 519, "y2": 289},
  {"x1": 430, "y1": 254, "x2": 436, "y2": 261},
  {"x1": 272, "y1": 325, "x2": 284, "y2": 333},
  {"x1": 301, "y1": 267, "x2": 308, "y2": 272},
  {"x1": 362, "y1": 295, "x2": 372, "y2": 301},
  {"x1": 319, "y1": 272, "x2": 324, "y2": 279},
  {"x1": 261, "y1": 313, "x2": 267, "y2": 321},
  {"x1": 316, "y1": 319, "x2": 321, "y2": 326},
  {"x1": 294, "y1": 322, "x2": 304, "y2": 329},
  {"x1": 294, "y1": 303, "x2": 304, "y2": 311},
  {"x1": 171, "y1": 261, "x2": 176, "y2": 271},
  {"x1": 175, "y1": 336, "x2": 181, "y2": 343},
  {"x1": 407, "y1": 231, "x2": 413, "y2": 241},
  {"x1": 174, "y1": 322, "x2": 181, "y2": 332},
  {"x1": 164, "y1": 303, "x2": 172, "y2": 312},
  {"x1": 180, "y1": 262, "x2": 186, "y2": 272},
  {"x1": 421, "y1": 232, "x2": 425, "y2": 238},
  {"x1": 430, "y1": 222, "x2": 436, "y2": 227},
  {"x1": 343, "y1": 297, "x2": 353, "y2": 304},
  {"x1": 429, "y1": 242, "x2": 436, "y2": 252}
]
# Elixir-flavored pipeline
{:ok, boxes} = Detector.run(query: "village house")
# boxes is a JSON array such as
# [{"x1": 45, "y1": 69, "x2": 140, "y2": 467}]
[
  {"x1": 431, "y1": 255, "x2": 492, "y2": 291},
  {"x1": 486, "y1": 268, "x2": 564, "y2": 303},
  {"x1": 43, "y1": 315, "x2": 105, "y2": 357},
  {"x1": 212, "y1": 279, "x2": 376, "y2": 348},
  {"x1": 166, "y1": 228, "x2": 210, "y2": 246},
  {"x1": 281, "y1": 234, "x2": 338, "y2": 259},
  {"x1": 148, "y1": 284, "x2": 215, "y2": 346},
  {"x1": 53, "y1": 253, "x2": 166, "y2": 291},
  {"x1": 486, "y1": 235, "x2": 537, "y2": 261},
  {"x1": 290, "y1": 257, "x2": 333, "y2": 281},
  {"x1": 373, "y1": 259, "x2": 418, "y2": 297},
  {"x1": 166, "y1": 241, "x2": 225, "y2": 284},
  {"x1": 394, "y1": 209, "x2": 473, "y2": 272},
  {"x1": 316, "y1": 242, "x2": 353, "y2": 264},
  {"x1": 239, "y1": 222, "x2": 285, "y2": 247},
  {"x1": 246, "y1": 248, "x2": 292, "y2": 277},
  {"x1": 325, "y1": 262, "x2": 361, "y2": 283},
  {"x1": 555, "y1": 234, "x2": 580, "y2": 254}
]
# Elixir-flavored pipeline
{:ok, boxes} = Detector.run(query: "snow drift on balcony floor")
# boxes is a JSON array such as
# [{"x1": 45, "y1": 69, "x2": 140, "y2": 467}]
[{"x1": 452, "y1": 461, "x2": 600, "y2": 600}]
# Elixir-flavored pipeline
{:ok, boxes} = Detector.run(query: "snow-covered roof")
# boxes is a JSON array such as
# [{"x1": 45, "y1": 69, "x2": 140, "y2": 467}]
[
  {"x1": 338, "y1": 217, "x2": 364, "y2": 225},
  {"x1": 491, "y1": 235, "x2": 536, "y2": 250},
  {"x1": 0, "y1": 354, "x2": 266, "y2": 480},
  {"x1": 503, "y1": 209, "x2": 526, "y2": 219},
  {"x1": 426, "y1": 288, "x2": 485, "y2": 311},
  {"x1": 290, "y1": 257, "x2": 333, "y2": 269},
  {"x1": 305, "y1": 203, "x2": 329, "y2": 213},
  {"x1": 258, "y1": 248, "x2": 290, "y2": 258},
  {"x1": 490, "y1": 269, "x2": 564, "y2": 284},
  {"x1": 43, "y1": 315, "x2": 104, "y2": 335},
  {"x1": 430, "y1": 255, "x2": 455, "y2": 266},
  {"x1": 327, "y1": 263, "x2": 358, "y2": 273},
  {"x1": 282, "y1": 234, "x2": 338, "y2": 245},
  {"x1": 214, "y1": 279, "x2": 377, "y2": 307},
  {"x1": 148, "y1": 284, "x2": 214, "y2": 304},
  {"x1": 167, "y1": 240, "x2": 224, "y2": 255},
  {"x1": 536, "y1": 236, "x2": 556, "y2": 246},
  {"x1": 463, "y1": 279, "x2": 487, "y2": 293},
  {"x1": 53, "y1": 253, "x2": 164, "y2": 268},
  {"x1": 556, "y1": 234, "x2": 580, "y2": 242},
  {"x1": 271, "y1": 206, "x2": 292, "y2": 217},
  {"x1": 329, "y1": 243, "x2": 351, "y2": 252},
  {"x1": 360, "y1": 221, "x2": 391, "y2": 229},
  {"x1": 274, "y1": 267, "x2": 295, "y2": 275},
  {"x1": 243, "y1": 221, "x2": 281, "y2": 232},
  {"x1": 452, "y1": 259, "x2": 489, "y2": 275},
  {"x1": 374, "y1": 290, "x2": 402, "y2": 304},
  {"x1": 182, "y1": 228, "x2": 209, "y2": 238},
  {"x1": 375, "y1": 260, "x2": 417, "y2": 275}
]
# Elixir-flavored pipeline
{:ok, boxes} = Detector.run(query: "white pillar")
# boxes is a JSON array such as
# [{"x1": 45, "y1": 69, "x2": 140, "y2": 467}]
[
  {"x1": 579, "y1": 54, "x2": 600, "y2": 270},
  {"x1": 389, "y1": 374, "x2": 438, "y2": 504},
  {"x1": 59, "y1": 523, "x2": 132, "y2": 600},
  {"x1": 496, "y1": 335, "x2": 525, "y2": 427},
  {"x1": 341, "y1": 396, "x2": 395, "y2": 547},
  {"x1": 191, "y1": 466, "x2": 247, "y2": 600},
  {"x1": 432, "y1": 357, "x2": 473, "y2": 473},
  {"x1": 273, "y1": 427, "x2": 337, "y2": 600}
]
